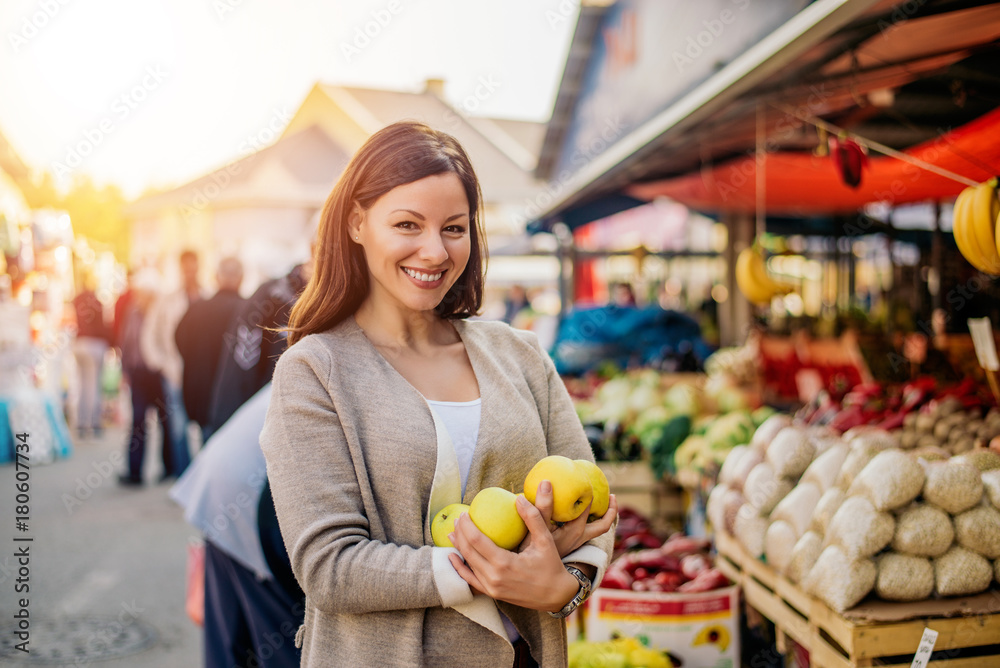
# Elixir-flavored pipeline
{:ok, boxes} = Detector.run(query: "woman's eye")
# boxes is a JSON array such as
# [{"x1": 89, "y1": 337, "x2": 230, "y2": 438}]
[
  {"x1": 445, "y1": 225, "x2": 467, "y2": 235},
  {"x1": 395, "y1": 221, "x2": 417, "y2": 230}
]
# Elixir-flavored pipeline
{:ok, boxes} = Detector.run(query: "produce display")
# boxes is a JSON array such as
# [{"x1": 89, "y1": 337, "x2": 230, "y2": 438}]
[
  {"x1": 601, "y1": 508, "x2": 730, "y2": 594},
  {"x1": 568, "y1": 637, "x2": 673, "y2": 668},
  {"x1": 565, "y1": 365, "x2": 762, "y2": 483},
  {"x1": 710, "y1": 410, "x2": 1000, "y2": 612}
]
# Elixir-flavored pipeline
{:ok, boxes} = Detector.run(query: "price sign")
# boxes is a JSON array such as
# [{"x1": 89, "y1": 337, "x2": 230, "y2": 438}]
[
  {"x1": 910, "y1": 627, "x2": 938, "y2": 668},
  {"x1": 968, "y1": 317, "x2": 999, "y2": 371}
]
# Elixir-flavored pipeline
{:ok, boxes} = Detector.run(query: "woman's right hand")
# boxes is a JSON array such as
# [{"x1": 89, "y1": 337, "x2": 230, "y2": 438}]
[{"x1": 519, "y1": 480, "x2": 618, "y2": 558}]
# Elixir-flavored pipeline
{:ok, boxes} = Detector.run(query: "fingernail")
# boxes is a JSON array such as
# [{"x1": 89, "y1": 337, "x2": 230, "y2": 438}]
[
  {"x1": 516, "y1": 495, "x2": 529, "y2": 507},
  {"x1": 542, "y1": 480, "x2": 552, "y2": 493},
  {"x1": 448, "y1": 533, "x2": 456, "y2": 543}
]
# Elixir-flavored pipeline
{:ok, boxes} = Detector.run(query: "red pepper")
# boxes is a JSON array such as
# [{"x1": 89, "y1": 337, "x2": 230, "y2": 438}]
[
  {"x1": 676, "y1": 568, "x2": 730, "y2": 593},
  {"x1": 680, "y1": 553, "x2": 712, "y2": 580},
  {"x1": 600, "y1": 570, "x2": 633, "y2": 590}
]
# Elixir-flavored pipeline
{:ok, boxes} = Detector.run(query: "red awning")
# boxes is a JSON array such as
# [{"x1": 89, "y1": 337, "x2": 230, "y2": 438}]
[{"x1": 626, "y1": 106, "x2": 1000, "y2": 216}]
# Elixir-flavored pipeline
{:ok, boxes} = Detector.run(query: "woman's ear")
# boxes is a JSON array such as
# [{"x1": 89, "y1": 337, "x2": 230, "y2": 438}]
[{"x1": 347, "y1": 204, "x2": 363, "y2": 242}]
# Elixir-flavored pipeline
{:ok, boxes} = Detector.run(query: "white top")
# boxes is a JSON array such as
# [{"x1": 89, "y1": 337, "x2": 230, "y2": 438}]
[
  {"x1": 426, "y1": 397, "x2": 521, "y2": 643},
  {"x1": 425, "y1": 398, "x2": 481, "y2": 498}
]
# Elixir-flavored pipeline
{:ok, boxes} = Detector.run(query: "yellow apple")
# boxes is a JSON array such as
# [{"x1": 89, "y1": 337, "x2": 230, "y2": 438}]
[
  {"x1": 524, "y1": 455, "x2": 594, "y2": 523},
  {"x1": 468, "y1": 487, "x2": 528, "y2": 550},
  {"x1": 431, "y1": 503, "x2": 470, "y2": 548},
  {"x1": 574, "y1": 459, "x2": 610, "y2": 521}
]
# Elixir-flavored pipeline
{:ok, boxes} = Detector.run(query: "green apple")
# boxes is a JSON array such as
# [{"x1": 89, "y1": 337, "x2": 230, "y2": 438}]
[
  {"x1": 574, "y1": 459, "x2": 610, "y2": 521},
  {"x1": 468, "y1": 487, "x2": 527, "y2": 550},
  {"x1": 524, "y1": 455, "x2": 594, "y2": 523},
  {"x1": 431, "y1": 503, "x2": 470, "y2": 548}
]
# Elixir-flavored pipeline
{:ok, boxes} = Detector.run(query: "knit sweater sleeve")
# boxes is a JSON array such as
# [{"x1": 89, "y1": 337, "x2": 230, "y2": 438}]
[{"x1": 259, "y1": 338, "x2": 472, "y2": 615}]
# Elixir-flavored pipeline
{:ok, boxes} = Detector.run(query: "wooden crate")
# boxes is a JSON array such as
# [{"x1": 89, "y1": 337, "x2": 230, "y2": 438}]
[
  {"x1": 597, "y1": 461, "x2": 684, "y2": 532},
  {"x1": 716, "y1": 531, "x2": 1000, "y2": 668}
]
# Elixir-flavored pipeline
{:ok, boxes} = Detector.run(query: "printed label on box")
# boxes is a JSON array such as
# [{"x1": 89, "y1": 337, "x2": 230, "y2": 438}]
[{"x1": 588, "y1": 585, "x2": 739, "y2": 668}]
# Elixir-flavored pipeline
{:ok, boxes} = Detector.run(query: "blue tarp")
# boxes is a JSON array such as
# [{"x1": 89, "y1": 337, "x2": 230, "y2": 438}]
[{"x1": 550, "y1": 305, "x2": 712, "y2": 375}]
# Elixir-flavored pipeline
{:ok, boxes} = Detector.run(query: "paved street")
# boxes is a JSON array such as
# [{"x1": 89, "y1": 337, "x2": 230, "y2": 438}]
[{"x1": 0, "y1": 423, "x2": 201, "y2": 666}]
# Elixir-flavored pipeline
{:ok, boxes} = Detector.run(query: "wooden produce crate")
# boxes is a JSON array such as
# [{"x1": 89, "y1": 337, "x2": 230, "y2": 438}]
[
  {"x1": 598, "y1": 461, "x2": 684, "y2": 533},
  {"x1": 716, "y1": 531, "x2": 1000, "y2": 668}
]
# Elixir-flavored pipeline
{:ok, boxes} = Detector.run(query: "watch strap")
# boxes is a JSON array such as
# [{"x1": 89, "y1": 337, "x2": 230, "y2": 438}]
[{"x1": 548, "y1": 565, "x2": 592, "y2": 619}]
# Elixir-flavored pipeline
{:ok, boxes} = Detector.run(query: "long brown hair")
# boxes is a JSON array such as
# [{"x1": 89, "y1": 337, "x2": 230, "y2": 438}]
[{"x1": 286, "y1": 121, "x2": 487, "y2": 346}]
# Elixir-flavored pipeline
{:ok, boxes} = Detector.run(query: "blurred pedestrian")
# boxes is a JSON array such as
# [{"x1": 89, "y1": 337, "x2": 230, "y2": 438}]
[
  {"x1": 119, "y1": 269, "x2": 175, "y2": 486},
  {"x1": 72, "y1": 275, "x2": 111, "y2": 438},
  {"x1": 170, "y1": 385, "x2": 305, "y2": 668},
  {"x1": 206, "y1": 260, "x2": 311, "y2": 434},
  {"x1": 142, "y1": 250, "x2": 206, "y2": 479},
  {"x1": 612, "y1": 282, "x2": 636, "y2": 307},
  {"x1": 113, "y1": 269, "x2": 135, "y2": 350},
  {"x1": 175, "y1": 257, "x2": 245, "y2": 443},
  {"x1": 502, "y1": 284, "x2": 529, "y2": 324}
]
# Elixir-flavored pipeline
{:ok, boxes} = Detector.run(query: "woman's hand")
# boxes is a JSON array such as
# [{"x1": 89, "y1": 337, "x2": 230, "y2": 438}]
[
  {"x1": 446, "y1": 495, "x2": 582, "y2": 612},
  {"x1": 524, "y1": 480, "x2": 618, "y2": 558}
]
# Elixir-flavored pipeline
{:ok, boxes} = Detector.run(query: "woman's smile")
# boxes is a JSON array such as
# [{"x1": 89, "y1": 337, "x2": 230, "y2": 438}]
[{"x1": 402, "y1": 266, "x2": 446, "y2": 288}]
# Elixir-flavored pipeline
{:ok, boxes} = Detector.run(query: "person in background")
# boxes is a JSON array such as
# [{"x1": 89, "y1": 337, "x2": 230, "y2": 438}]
[
  {"x1": 141, "y1": 250, "x2": 205, "y2": 479},
  {"x1": 72, "y1": 275, "x2": 111, "y2": 438},
  {"x1": 612, "y1": 282, "x2": 637, "y2": 307},
  {"x1": 502, "y1": 284, "x2": 530, "y2": 324},
  {"x1": 112, "y1": 269, "x2": 135, "y2": 351},
  {"x1": 175, "y1": 257, "x2": 245, "y2": 444},
  {"x1": 118, "y1": 269, "x2": 174, "y2": 486},
  {"x1": 206, "y1": 260, "x2": 311, "y2": 435}
]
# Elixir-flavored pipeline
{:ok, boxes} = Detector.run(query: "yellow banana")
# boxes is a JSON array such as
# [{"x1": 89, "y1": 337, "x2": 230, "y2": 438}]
[
  {"x1": 955, "y1": 186, "x2": 990, "y2": 273},
  {"x1": 755, "y1": 252, "x2": 793, "y2": 295},
  {"x1": 692, "y1": 624, "x2": 731, "y2": 652},
  {"x1": 969, "y1": 179, "x2": 1000, "y2": 274},
  {"x1": 735, "y1": 247, "x2": 775, "y2": 305},
  {"x1": 952, "y1": 186, "x2": 974, "y2": 267}
]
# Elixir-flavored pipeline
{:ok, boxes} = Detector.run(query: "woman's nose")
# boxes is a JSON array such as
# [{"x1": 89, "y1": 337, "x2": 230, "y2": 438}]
[{"x1": 419, "y1": 232, "x2": 448, "y2": 264}]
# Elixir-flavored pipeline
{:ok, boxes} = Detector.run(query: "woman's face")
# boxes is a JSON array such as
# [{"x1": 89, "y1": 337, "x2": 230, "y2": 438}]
[{"x1": 352, "y1": 172, "x2": 472, "y2": 315}]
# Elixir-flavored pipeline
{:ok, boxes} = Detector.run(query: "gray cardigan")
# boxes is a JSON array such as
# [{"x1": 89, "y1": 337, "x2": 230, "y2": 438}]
[{"x1": 259, "y1": 316, "x2": 613, "y2": 667}]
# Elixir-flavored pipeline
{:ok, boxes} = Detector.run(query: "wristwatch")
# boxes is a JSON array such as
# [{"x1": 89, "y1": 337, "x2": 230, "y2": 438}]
[{"x1": 548, "y1": 565, "x2": 593, "y2": 619}]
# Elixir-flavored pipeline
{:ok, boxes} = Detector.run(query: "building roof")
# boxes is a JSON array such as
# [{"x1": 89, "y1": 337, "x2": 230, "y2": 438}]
[
  {"x1": 127, "y1": 124, "x2": 351, "y2": 216},
  {"x1": 281, "y1": 82, "x2": 544, "y2": 206},
  {"x1": 532, "y1": 0, "x2": 1000, "y2": 231}
]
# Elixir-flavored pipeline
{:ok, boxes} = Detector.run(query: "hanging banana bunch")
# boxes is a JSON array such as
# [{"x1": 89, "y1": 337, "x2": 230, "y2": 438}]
[
  {"x1": 735, "y1": 242, "x2": 793, "y2": 306},
  {"x1": 953, "y1": 178, "x2": 1000, "y2": 275}
]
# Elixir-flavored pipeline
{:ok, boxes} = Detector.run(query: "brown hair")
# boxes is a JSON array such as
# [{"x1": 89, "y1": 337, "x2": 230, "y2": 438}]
[{"x1": 286, "y1": 121, "x2": 486, "y2": 346}]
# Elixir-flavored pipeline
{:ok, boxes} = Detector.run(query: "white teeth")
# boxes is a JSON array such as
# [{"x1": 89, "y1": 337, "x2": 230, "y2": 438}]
[{"x1": 404, "y1": 268, "x2": 443, "y2": 282}]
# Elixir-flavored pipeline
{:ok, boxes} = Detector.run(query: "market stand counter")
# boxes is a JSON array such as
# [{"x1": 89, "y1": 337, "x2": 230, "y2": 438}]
[{"x1": 716, "y1": 530, "x2": 1000, "y2": 668}]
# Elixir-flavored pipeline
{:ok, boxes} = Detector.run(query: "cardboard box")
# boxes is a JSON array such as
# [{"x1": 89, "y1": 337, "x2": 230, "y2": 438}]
[{"x1": 586, "y1": 585, "x2": 740, "y2": 668}]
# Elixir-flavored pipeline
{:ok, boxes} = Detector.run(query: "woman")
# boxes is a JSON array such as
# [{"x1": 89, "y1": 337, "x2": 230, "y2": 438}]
[{"x1": 260, "y1": 121, "x2": 617, "y2": 668}]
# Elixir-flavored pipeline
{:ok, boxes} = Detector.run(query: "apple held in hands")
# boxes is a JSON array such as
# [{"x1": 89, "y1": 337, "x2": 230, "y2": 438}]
[
  {"x1": 573, "y1": 459, "x2": 610, "y2": 521},
  {"x1": 524, "y1": 455, "x2": 594, "y2": 523},
  {"x1": 468, "y1": 487, "x2": 528, "y2": 550},
  {"x1": 431, "y1": 503, "x2": 470, "y2": 548}
]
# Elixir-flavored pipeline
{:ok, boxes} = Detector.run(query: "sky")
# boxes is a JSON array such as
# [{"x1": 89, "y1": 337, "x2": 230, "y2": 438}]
[{"x1": 0, "y1": 0, "x2": 579, "y2": 198}]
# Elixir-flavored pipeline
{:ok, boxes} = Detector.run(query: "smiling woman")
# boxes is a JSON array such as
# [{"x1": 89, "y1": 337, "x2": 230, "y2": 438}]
[{"x1": 261, "y1": 121, "x2": 616, "y2": 668}]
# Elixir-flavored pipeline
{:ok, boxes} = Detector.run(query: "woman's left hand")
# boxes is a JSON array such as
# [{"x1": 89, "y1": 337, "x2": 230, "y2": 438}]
[
  {"x1": 447, "y1": 495, "x2": 581, "y2": 612},
  {"x1": 525, "y1": 480, "x2": 618, "y2": 558}
]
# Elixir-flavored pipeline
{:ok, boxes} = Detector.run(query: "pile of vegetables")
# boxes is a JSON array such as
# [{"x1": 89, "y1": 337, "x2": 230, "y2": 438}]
[
  {"x1": 604, "y1": 508, "x2": 730, "y2": 594},
  {"x1": 710, "y1": 416, "x2": 1000, "y2": 612},
  {"x1": 568, "y1": 637, "x2": 673, "y2": 668},
  {"x1": 566, "y1": 366, "x2": 760, "y2": 480}
]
